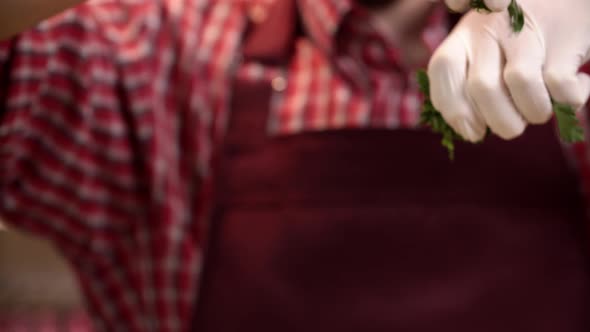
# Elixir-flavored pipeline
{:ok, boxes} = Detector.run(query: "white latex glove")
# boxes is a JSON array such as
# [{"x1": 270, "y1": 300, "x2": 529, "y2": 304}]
[
  {"x1": 428, "y1": 0, "x2": 590, "y2": 141},
  {"x1": 444, "y1": 0, "x2": 510, "y2": 12}
]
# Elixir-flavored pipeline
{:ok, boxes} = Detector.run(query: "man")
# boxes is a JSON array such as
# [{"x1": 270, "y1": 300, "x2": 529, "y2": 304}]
[{"x1": 0, "y1": 0, "x2": 589, "y2": 331}]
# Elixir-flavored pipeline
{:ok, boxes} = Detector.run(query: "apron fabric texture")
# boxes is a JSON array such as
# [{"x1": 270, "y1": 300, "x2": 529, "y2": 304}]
[{"x1": 192, "y1": 5, "x2": 590, "y2": 331}]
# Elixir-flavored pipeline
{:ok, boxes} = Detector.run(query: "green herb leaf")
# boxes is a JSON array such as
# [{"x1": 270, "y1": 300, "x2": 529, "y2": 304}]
[
  {"x1": 470, "y1": 0, "x2": 524, "y2": 33},
  {"x1": 470, "y1": 0, "x2": 491, "y2": 12},
  {"x1": 553, "y1": 101, "x2": 585, "y2": 143},
  {"x1": 417, "y1": 70, "x2": 463, "y2": 160},
  {"x1": 507, "y1": 0, "x2": 525, "y2": 32},
  {"x1": 416, "y1": 69, "x2": 430, "y2": 96}
]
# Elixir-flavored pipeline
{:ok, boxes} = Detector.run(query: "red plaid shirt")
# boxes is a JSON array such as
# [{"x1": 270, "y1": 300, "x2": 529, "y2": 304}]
[{"x1": 0, "y1": 0, "x2": 588, "y2": 331}]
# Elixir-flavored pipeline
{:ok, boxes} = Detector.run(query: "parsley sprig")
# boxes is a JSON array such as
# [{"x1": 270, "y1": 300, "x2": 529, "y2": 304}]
[
  {"x1": 471, "y1": 0, "x2": 524, "y2": 32},
  {"x1": 554, "y1": 101, "x2": 585, "y2": 143},
  {"x1": 420, "y1": 1, "x2": 585, "y2": 159},
  {"x1": 417, "y1": 70, "x2": 463, "y2": 160}
]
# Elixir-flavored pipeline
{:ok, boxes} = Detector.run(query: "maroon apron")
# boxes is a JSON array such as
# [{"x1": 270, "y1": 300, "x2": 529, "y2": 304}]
[{"x1": 192, "y1": 4, "x2": 590, "y2": 332}]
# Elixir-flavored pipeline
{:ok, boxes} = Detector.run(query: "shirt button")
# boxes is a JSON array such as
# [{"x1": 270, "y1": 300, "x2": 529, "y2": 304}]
[
  {"x1": 271, "y1": 76, "x2": 287, "y2": 92},
  {"x1": 248, "y1": 4, "x2": 268, "y2": 24}
]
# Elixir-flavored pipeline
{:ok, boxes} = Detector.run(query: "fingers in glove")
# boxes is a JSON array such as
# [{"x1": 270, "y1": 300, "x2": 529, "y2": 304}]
[
  {"x1": 544, "y1": 47, "x2": 590, "y2": 110},
  {"x1": 445, "y1": 0, "x2": 470, "y2": 12},
  {"x1": 482, "y1": 0, "x2": 511, "y2": 11},
  {"x1": 467, "y1": 36, "x2": 526, "y2": 140},
  {"x1": 428, "y1": 34, "x2": 487, "y2": 142},
  {"x1": 502, "y1": 28, "x2": 552, "y2": 124},
  {"x1": 445, "y1": 0, "x2": 510, "y2": 13}
]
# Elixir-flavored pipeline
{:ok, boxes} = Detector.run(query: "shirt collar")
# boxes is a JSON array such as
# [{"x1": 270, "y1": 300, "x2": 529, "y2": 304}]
[{"x1": 297, "y1": 0, "x2": 354, "y2": 53}]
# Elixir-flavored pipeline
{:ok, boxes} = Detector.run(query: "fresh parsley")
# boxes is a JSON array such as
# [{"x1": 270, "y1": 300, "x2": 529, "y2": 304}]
[
  {"x1": 470, "y1": 0, "x2": 524, "y2": 32},
  {"x1": 417, "y1": 70, "x2": 463, "y2": 160},
  {"x1": 554, "y1": 101, "x2": 585, "y2": 143}
]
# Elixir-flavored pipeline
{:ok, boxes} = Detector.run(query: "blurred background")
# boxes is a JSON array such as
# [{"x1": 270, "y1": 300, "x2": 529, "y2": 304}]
[{"x1": 0, "y1": 225, "x2": 93, "y2": 331}]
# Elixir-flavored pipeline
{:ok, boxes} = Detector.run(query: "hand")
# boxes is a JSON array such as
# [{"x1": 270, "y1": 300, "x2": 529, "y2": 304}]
[
  {"x1": 428, "y1": 0, "x2": 590, "y2": 141},
  {"x1": 444, "y1": 0, "x2": 510, "y2": 13}
]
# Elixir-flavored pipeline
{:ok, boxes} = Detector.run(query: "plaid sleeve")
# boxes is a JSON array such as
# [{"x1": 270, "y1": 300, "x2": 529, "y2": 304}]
[
  {"x1": 0, "y1": 12, "x2": 142, "y2": 249},
  {"x1": 0, "y1": 0, "x2": 211, "y2": 331}
]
